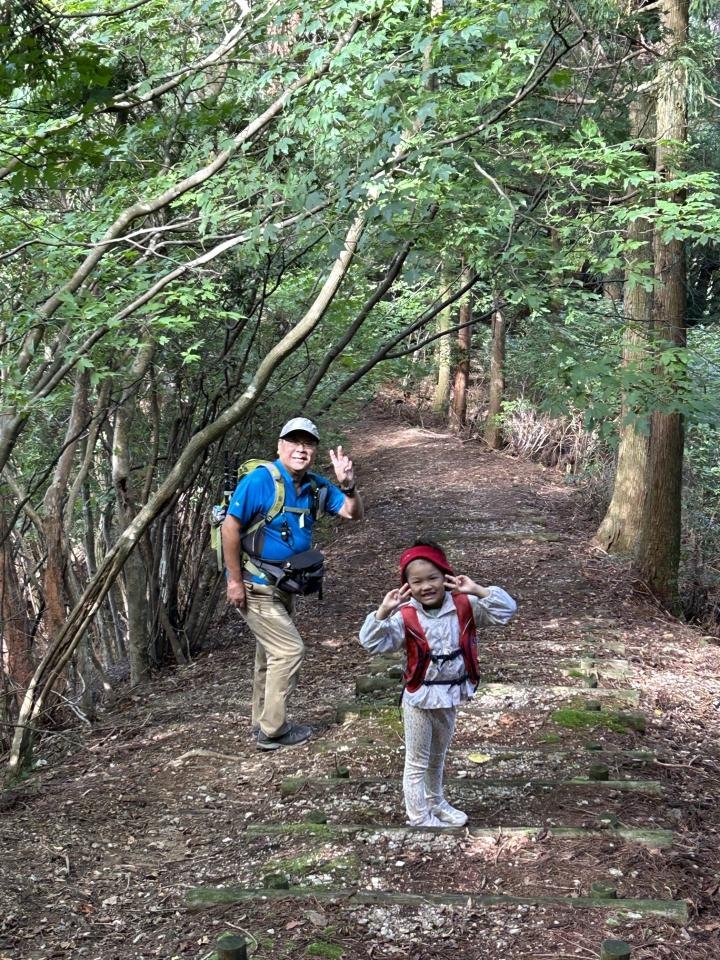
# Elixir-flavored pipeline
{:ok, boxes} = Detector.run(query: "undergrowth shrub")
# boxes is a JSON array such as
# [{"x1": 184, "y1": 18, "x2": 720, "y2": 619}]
[
  {"x1": 497, "y1": 398, "x2": 604, "y2": 473},
  {"x1": 681, "y1": 422, "x2": 720, "y2": 631}
]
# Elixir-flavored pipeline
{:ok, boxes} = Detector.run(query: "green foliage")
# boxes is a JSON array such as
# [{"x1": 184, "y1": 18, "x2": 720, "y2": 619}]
[{"x1": 3, "y1": 0, "x2": 720, "y2": 664}]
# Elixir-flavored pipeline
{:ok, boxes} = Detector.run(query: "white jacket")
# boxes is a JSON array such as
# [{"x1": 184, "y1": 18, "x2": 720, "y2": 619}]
[{"x1": 359, "y1": 587, "x2": 517, "y2": 709}]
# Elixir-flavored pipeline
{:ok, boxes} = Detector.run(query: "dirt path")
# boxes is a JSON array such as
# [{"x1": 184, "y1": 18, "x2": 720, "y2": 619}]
[{"x1": 3, "y1": 408, "x2": 720, "y2": 960}]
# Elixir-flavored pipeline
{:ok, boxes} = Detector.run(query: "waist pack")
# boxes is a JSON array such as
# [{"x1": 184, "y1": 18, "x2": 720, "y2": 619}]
[{"x1": 250, "y1": 549, "x2": 325, "y2": 597}]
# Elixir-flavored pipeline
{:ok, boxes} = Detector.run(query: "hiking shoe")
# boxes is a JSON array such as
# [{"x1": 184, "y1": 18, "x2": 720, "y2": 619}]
[
  {"x1": 256, "y1": 723, "x2": 312, "y2": 751},
  {"x1": 431, "y1": 801, "x2": 468, "y2": 827}
]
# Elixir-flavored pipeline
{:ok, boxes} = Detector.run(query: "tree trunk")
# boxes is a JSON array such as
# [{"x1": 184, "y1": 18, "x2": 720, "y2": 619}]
[
  {"x1": 40, "y1": 370, "x2": 89, "y2": 703},
  {"x1": 450, "y1": 284, "x2": 471, "y2": 429},
  {"x1": 100, "y1": 500, "x2": 128, "y2": 661},
  {"x1": 484, "y1": 303, "x2": 506, "y2": 449},
  {"x1": 81, "y1": 483, "x2": 116, "y2": 666},
  {"x1": 632, "y1": 0, "x2": 688, "y2": 610},
  {"x1": 0, "y1": 505, "x2": 35, "y2": 710},
  {"x1": 595, "y1": 95, "x2": 655, "y2": 554},
  {"x1": 432, "y1": 300, "x2": 452, "y2": 417},
  {"x1": 112, "y1": 384, "x2": 151, "y2": 685}
]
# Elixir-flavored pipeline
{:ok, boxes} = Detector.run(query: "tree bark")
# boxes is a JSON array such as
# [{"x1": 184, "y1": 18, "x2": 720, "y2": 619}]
[
  {"x1": 81, "y1": 483, "x2": 116, "y2": 666},
  {"x1": 484, "y1": 303, "x2": 506, "y2": 449},
  {"x1": 0, "y1": 505, "x2": 35, "y2": 710},
  {"x1": 595, "y1": 94, "x2": 655, "y2": 554},
  {"x1": 432, "y1": 301, "x2": 452, "y2": 417},
  {"x1": 632, "y1": 0, "x2": 688, "y2": 610},
  {"x1": 111, "y1": 343, "x2": 156, "y2": 683},
  {"x1": 450, "y1": 282, "x2": 471, "y2": 430},
  {"x1": 40, "y1": 370, "x2": 89, "y2": 704}
]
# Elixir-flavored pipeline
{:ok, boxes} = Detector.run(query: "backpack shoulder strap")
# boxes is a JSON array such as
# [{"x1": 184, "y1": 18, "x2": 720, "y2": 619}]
[
  {"x1": 239, "y1": 461, "x2": 285, "y2": 536},
  {"x1": 304, "y1": 472, "x2": 327, "y2": 520},
  {"x1": 452, "y1": 593, "x2": 475, "y2": 638},
  {"x1": 239, "y1": 463, "x2": 286, "y2": 577},
  {"x1": 452, "y1": 593, "x2": 479, "y2": 685},
  {"x1": 400, "y1": 604, "x2": 431, "y2": 693},
  {"x1": 261, "y1": 461, "x2": 284, "y2": 524}
]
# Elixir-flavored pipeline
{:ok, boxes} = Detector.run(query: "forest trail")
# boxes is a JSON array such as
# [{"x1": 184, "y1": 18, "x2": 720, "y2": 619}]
[{"x1": 3, "y1": 407, "x2": 720, "y2": 960}]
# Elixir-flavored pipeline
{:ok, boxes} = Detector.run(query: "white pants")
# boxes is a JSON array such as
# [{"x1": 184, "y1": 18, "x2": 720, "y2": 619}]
[{"x1": 402, "y1": 701, "x2": 457, "y2": 825}]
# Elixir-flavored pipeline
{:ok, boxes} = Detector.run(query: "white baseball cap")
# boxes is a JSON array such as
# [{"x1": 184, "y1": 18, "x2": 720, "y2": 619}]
[{"x1": 278, "y1": 417, "x2": 320, "y2": 441}]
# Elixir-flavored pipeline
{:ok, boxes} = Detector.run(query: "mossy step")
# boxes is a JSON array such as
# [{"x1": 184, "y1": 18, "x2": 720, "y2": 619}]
[
  {"x1": 367, "y1": 657, "x2": 403, "y2": 676},
  {"x1": 465, "y1": 746, "x2": 655, "y2": 763},
  {"x1": 338, "y1": 686, "x2": 639, "y2": 721},
  {"x1": 493, "y1": 641, "x2": 627, "y2": 655},
  {"x1": 364, "y1": 662, "x2": 631, "y2": 685},
  {"x1": 550, "y1": 707, "x2": 647, "y2": 734},
  {"x1": 279, "y1": 775, "x2": 664, "y2": 798},
  {"x1": 560, "y1": 660, "x2": 630, "y2": 680},
  {"x1": 245, "y1": 821, "x2": 674, "y2": 848},
  {"x1": 336, "y1": 702, "x2": 401, "y2": 724},
  {"x1": 262, "y1": 850, "x2": 360, "y2": 882},
  {"x1": 356, "y1": 675, "x2": 400, "y2": 695},
  {"x1": 473, "y1": 683, "x2": 640, "y2": 704},
  {"x1": 187, "y1": 885, "x2": 688, "y2": 922}
]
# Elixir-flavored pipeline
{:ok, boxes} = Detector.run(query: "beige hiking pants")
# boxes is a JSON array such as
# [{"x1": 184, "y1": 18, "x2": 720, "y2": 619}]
[{"x1": 240, "y1": 583, "x2": 303, "y2": 737}]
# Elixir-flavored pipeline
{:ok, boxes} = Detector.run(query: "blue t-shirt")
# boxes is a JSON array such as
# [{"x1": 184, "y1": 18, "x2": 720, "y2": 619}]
[{"x1": 226, "y1": 459, "x2": 346, "y2": 583}]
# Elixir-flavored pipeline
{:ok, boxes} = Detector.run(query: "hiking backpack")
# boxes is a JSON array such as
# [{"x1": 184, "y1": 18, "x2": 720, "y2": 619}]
[
  {"x1": 400, "y1": 593, "x2": 480, "y2": 693},
  {"x1": 210, "y1": 459, "x2": 328, "y2": 593}
]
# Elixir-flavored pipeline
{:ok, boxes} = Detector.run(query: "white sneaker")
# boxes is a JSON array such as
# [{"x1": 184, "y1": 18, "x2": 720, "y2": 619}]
[
  {"x1": 431, "y1": 800, "x2": 468, "y2": 827},
  {"x1": 411, "y1": 813, "x2": 449, "y2": 828}
]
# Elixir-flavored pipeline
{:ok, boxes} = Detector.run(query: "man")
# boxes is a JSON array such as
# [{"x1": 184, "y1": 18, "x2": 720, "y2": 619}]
[{"x1": 222, "y1": 417, "x2": 364, "y2": 750}]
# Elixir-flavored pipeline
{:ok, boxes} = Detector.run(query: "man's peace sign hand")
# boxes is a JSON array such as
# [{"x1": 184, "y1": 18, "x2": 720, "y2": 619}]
[{"x1": 329, "y1": 445, "x2": 354, "y2": 489}]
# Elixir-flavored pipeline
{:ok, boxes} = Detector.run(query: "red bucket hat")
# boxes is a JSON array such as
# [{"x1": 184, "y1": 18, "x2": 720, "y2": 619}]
[{"x1": 399, "y1": 544, "x2": 454, "y2": 583}]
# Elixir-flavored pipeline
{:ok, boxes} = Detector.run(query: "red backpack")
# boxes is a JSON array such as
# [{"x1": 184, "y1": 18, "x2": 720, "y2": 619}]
[{"x1": 400, "y1": 593, "x2": 480, "y2": 693}]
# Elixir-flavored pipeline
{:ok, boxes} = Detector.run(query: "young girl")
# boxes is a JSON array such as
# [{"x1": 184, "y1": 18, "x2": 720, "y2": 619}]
[{"x1": 359, "y1": 540, "x2": 516, "y2": 828}]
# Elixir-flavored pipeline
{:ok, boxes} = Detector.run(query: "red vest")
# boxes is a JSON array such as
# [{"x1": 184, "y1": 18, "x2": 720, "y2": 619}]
[{"x1": 400, "y1": 593, "x2": 480, "y2": 693}]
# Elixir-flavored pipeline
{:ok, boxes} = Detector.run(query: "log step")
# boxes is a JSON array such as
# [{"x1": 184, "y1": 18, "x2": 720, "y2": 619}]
[
  {"x1": 279, "y1": 775, "x2": 664, "y2": 797},
  {"x1": 245, "y1": 821, "x2": 674, "y2": 848},
  {"x1": 343, "y1": 685, "x2": 640, "y2": 717},
  {"x1": 187, "y1": 885, "x2": 688, "y2": 922},
  {"x1": 462, "y1": 746, "x2": 656, "y2": 763},
  {"x1": 472, "y1": 683, "x2": 640, "y2": 704}
]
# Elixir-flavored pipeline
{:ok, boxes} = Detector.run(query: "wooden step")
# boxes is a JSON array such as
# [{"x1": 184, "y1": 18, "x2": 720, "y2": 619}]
[
  {"x1": 279, "y1": 775, "x2": 664, "y2": 798},
  {"x1": 245, "y1": 820, "x2": 674, "y2": 848},
  {"x1": 187, "y1": 885, "x2": 688, "y2": 922},
  {"x1": 472, "y1": 683, "x2": 640, "y2": 704},
  {"x1": 337, "y1": 689, "x2": 641, "y2": 723},
  {"x1": 349, "y1": 682, "x2": 640, "y2": 705},
  {"x1": 462, "y1": 746, "x2": 656, "y2": 763}
]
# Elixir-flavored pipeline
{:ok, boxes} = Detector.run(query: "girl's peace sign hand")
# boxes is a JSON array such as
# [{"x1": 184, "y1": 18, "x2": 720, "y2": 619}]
[
  {"x1": 444, "y1": 573, "x2": 490, "y2": 599},
  {"x1": 377, "y1": 582, "x2": 412, "y2": 620},
  {"x1": 444, "y1": 574, "x2": 479, "y2": 594}
]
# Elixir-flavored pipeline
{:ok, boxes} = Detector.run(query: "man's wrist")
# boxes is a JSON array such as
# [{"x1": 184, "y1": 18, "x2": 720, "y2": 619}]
[{"x1": 341, "y1": 483, "x2": 357, "y2": 497}]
